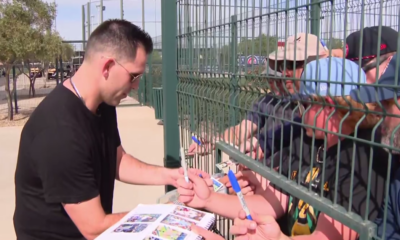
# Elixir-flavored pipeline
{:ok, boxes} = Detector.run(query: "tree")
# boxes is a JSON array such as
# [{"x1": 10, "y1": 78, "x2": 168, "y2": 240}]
[
  {"x1": 0, "y1": 0, "x2": 57, "y2": 120},
  {"x1": 237, "y1": 34, "x2": 278, "y2": 56},
  {"x1": 151, "y1": 50, "x2": 162, "y2": 64},
  {"x1": 325, "y1": 37, "x2": 343, "y2": 50},
  {"x1": 33, "y1": 33, "x2": 74, "y2": 87},
  {"x1": 219, "y1": 34, "x2": 278, "y2": 67}
]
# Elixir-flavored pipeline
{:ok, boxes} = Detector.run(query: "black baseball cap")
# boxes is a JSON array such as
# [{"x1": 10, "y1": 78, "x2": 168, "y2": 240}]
[
  {"x1": 345, "y1": 26, "x2": 398, "y2": 67},
  {"x1": 350, "y1": 54, "x2": 400, "y2": 103}
]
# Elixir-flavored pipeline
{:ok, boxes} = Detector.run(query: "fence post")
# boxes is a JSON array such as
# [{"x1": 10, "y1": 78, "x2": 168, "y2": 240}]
[
  {"x1": 87, "y1": 2, "x2": 91, "y2": 35},
  {"x1": 229, "y1": 15, "x2": 238, "y2": 127},
  {"x1": 82, "y1": 5, "x2": 86, "y2": 50},
  {"x1": 310, "y1": 0, "x2": 321, "y2": 36},
  {"x1": 100, "y1": 0, "x2": 103, "y2": 23},
  {"x1": 120, "y1": 0, "x2": 124, "y2": 19},
  {"x1": 55, "y1": 57, "x2": 59, "y2": 85},
  {"x1": 59, "y1": 56, "x2": 64, "y2": 83},
  {"x1": 162, "y1": 0, "x2": 180, "y2": 193}
]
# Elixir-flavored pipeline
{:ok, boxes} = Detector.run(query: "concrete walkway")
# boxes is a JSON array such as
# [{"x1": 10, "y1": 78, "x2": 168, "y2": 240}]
[{"x1": 0, "y1": 104, "x2": 165, "y2": 239}]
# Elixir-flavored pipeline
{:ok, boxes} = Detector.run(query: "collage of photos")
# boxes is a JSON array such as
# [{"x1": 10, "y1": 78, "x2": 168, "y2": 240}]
[
  {"x1": 111, "y1": 206, "x2": 209, "y2": 240},
  {"x1": 145, "y1": 206, "x2": 207, "y2": 240},
  {"x1": 112, "y1": 214, "x2": 161, "y2": 234}
]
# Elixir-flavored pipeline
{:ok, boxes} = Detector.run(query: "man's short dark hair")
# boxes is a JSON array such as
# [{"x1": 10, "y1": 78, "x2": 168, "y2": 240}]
[{"x1": 85, "y1": 19, "x2": 153, "y2": 61}]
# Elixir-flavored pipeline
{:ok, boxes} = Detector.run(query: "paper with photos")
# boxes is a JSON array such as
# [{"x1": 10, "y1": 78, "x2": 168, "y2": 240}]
[{"x1": 95, "y1": 204, "x2": 215, "y2": 240}]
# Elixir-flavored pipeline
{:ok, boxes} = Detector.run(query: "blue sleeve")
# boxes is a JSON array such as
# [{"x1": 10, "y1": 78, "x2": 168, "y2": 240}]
[
  {"x1": 375, "y1": 169, "x2": 400, "y2": 239},
  {"x1": 260, "y1": 116, "x2": 302, "y2": 159},
  {"x1": 246, "y1": 96, "x2": 273, "y2": 128}
]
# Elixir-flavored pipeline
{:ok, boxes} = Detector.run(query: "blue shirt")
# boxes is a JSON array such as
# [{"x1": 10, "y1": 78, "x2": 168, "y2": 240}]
[
  {"x1": 375, "y1": 167, "x2": 400, "y2": 239},
  {"x1": 246, "y1": 94, "x2": 302, "y2": 165}
]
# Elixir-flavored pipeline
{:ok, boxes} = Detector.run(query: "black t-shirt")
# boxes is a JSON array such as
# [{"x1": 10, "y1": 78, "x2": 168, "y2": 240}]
[
  {"x1": 269, "y1": 128, "x2": 398, "y2": 236},
  {"x1": 13, "y1": 84, "x2": 121, "y2": 240}
]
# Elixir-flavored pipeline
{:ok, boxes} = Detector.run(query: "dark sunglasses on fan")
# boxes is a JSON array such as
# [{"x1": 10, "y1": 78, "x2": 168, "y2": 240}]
[{"x1": 269, "y1": 60, "x2": 305, "y2": 73}]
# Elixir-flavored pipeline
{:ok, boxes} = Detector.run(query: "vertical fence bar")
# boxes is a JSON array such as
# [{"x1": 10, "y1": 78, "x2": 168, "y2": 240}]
[
  {"x1": 162, "y1": 0, "x2": 180, "y2": 193},
  {"x1": 120, "y1": 0, "x2": 124, "y2": 19},
  {"x1": 229, "y1": 14, "x2": 238, "y2": 127},
  {"x1": 142, "y1": 0, "x2": 145, "y2": 29},
  {"x1": 100, "y1": 0, "x2": 103, "y2": 23},
  {"x1": 87, "y1": 2, "x2": 91, "y2": 36},
  {"x1": 138, "y1": 76, "x2": 145, "y2": 104},
  {"x1": 147, "y1": 54, "x2": 153, "y2": 106},
  {"x1": 310, "y1": 0, "x2": 321, "y2": 36},
  {"x1": 82, "y1": 5, "x2": 86, "y2": 50},
  {"x1": 188, "y1": 26, "x2": 195, "y2": 133}
]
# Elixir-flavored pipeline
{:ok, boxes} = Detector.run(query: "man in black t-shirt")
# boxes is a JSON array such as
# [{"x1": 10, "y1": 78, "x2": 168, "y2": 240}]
[{"x1": 13, "y1": 19, "x2": 206, "y2": 240}]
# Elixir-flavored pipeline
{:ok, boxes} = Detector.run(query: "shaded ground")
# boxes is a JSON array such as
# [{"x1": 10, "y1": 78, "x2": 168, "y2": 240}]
[{"x1": 0, "y1": 75, "x2": 54, "y2": 127}]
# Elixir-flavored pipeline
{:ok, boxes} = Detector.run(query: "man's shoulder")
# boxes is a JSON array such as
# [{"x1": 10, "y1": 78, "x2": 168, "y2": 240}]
[
  {"x1": 335, "y1": 128, "x2": 396, "y2": 178},
  {"x1": 26, "y1": 85, "x2": 101, "y2": 131},
  {"x1": 255, "y1": 94, "x2": 296, "y2": 114},
  {"x1": 340, "y1": 128, "x2": 386, "y2": 158}
]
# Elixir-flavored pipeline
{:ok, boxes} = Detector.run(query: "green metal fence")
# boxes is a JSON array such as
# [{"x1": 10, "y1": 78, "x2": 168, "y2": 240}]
[{"x1": 170, "y1": 0, "x2": 400, "y2": 240}]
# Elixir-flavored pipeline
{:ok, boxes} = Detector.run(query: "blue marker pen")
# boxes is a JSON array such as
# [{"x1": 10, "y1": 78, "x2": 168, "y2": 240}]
[
  {"x1": 228, "y1": 170, "x2": 253, "y2": 220},
  {"x1": 192, "y1": 136, "x2": 201, "y2": 145},
  {"x1": 320, "y1": 40, "x2": 328, "y2": 51}
]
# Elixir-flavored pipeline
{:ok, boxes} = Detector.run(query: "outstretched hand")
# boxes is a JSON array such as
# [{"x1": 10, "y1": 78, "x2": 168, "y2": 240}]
[
  {"x1": 230, "y1": 210, "x2": 290, "y2": 240},
  {"x1": 168, "y1": 167, "x2": 210, "y2": 188},
  {"x1": 219, "y1": 171, "x2": 256, "y2": 196},
  {"x1": 176, "y1": 171, "x2": 213, "y2": 209}
]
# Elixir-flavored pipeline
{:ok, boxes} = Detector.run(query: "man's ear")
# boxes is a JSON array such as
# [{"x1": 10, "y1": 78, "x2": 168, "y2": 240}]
[{"x1": 101, "y1": 59, "x2": 114, "y2": 79}]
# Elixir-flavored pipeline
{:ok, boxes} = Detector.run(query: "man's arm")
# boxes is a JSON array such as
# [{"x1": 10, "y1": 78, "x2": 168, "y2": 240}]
[
  {"x1": 63, "y1": 197, "x2": 128, "y2": 240},
  {"x1": 31, "y1": 127, "x2": 126, "y2": 240},
  {"x1": 204, "y1": 173, "x2": 289, "y2": 219},
  {"x1": 222, "y1": 119, "x2": 259, "y2": 146},
  {"x1": 115, "y1": 146, "x2": 176, "y2": 186},
  {"x1": 285, "y1": 213, "x2": 358, "y2": 240}
]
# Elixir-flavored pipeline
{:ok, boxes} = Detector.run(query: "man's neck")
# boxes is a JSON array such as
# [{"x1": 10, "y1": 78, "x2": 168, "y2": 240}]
[{"x1": 63, "y1": 64, "x2": 102, "y2": 114}]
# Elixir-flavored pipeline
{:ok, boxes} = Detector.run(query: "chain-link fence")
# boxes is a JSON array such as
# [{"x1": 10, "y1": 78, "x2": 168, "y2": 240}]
[{"x1": 175, "y1": 0, "x2": 400, "y2": 239}]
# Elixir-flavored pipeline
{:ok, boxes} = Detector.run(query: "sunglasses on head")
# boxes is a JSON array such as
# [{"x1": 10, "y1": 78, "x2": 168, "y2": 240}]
[
  {"x1": 362, "y1": 55, "x2": 391, "y2": 73},
  {"x1": 103, "y1": 56, "x2": 143, "y2": 83},
  {"x1": 113, "y1": 60, "x2": 143, "y2": 83}
]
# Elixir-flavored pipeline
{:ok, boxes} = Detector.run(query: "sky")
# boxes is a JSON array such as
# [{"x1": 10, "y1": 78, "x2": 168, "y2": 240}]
[
  {"x1": 46, "y1": 0, "x2": 162, "y2": 41},
  {"x1": 46, "y1": 0, "x2": 399, "y2": 51}
]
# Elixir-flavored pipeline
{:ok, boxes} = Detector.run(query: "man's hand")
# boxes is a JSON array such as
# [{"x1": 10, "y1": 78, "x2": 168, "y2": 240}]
[
  {"x1": 176, "y1": 172, "x2": 213, "y2": 209},
  {"x1": 191, "y1": 224, "x2": 224, "y2": 240},
  {"x1": 230, "y1": 210, "x2": 291, "y2": 240},
  {"x1": 219, "y1": 171, "x2": 255, "y2": 196},
  {"x1": 164, "y1": 168, "x2": 210, "y2": 188}
]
